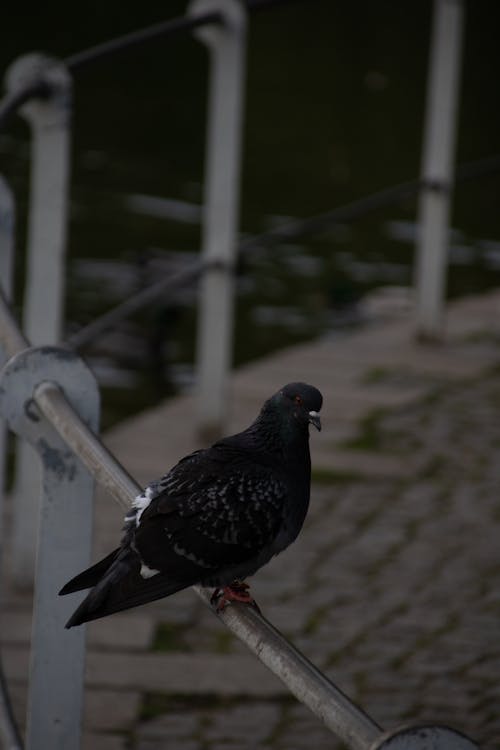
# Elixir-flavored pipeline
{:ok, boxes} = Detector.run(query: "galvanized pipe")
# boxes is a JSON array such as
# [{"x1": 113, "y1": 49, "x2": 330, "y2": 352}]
[
  {"x1": 0, "y1": 294, "x2": 135, "y2": 508},
  {"x1": 414, "y1": 0, "x2": 465, "y2": 340},
  {"x1": 195, "y1": 586, "x2": 381, "y2": 750},
  {"x1": 4, "y1": 53, "x2": 73, "y2": 586},
  {"x1": 0, "y1": 656, "x2": 23, "y2": 750},
  {"x1": 0, "y1": 289, "x2": 28, "y2": 356},
  {"x1": 192, "y1": 0, "x2": 247, "y2": 441},
  {"x1": 0, "y1": 347, "x2": 99, "y2": 750},
  {"x1": 0, "y1": 182, "x2": 22, "y2": 750},
  {"x1": 0, "y1": 175, "x2": 15, "y2": 523},
  {"x1": 33, "y1": 381, "x2": 140, "y2": 508}
]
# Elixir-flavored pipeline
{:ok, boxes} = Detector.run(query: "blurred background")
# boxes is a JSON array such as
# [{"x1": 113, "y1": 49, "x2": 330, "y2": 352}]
[
  {"x1": 2, "y1": 0, "x2": 500, "y2": 427},
  {"x1": 2, "y1": 3, "x2": 500, "y2": 749}
]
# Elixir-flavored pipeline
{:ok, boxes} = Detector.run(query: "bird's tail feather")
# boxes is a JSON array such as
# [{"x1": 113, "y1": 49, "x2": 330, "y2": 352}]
[
  {"x1": 62, "y1": 550, "x2": 189, "y2": 628},
  {"x1": 59, "y1": 549, "x2": 121, "y2": 595}
]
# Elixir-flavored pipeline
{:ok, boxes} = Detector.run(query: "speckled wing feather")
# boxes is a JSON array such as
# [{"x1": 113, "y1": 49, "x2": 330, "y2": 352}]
[{"x1": 131, "y1": 445, "x2": 288, "y2": 576}]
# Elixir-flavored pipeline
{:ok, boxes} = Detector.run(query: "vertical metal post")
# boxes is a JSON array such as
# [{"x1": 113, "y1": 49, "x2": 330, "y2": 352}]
[
  {"x1": 0, "y1": 346, "x2": 99, "y2": 750},
  {"x1": 0, "y1": 179, "x2": 21, "y2": 750},
  {"x1": 4, "y1": 54, "x2": 72, "y2": 584},
  {"x1": 0, "y1": 177, "x2": 14, "y2": 326},
  {"x1": 371, "y1": 724, "x2": 477, "y2": 749},
  {"x1": 414, "y1": 0, "x2": 465, "y2": 340},
  {"x1": 190, "y1": 0, "x2": 247, "y2": 440},
  {"x1": 0, "y1": 177, "x2": 14, "y2": 531},
  {"x1": 0, "y1": 659, "x2": 23, "y2": 750}
]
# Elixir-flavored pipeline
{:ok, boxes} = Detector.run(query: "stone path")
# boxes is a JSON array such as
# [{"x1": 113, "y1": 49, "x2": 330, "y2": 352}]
[{"x1": 2, "y1": 289, "x2": 500, "y2": 749}]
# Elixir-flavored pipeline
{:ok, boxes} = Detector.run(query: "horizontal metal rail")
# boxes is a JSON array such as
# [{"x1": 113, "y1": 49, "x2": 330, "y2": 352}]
[
  {"x1": 0, "y1": 0, "x2": 318, "y2": 123},
  {"x1": 65, "y1": 10, "x2": 223, "y2": 72},
  {"x1": 66, "y1": 260, "x2": 205, "y2": 350},
  {"x1": 0, "y1": 286, "x2": 382, "y2": 749},
  {"x1": 65, "y1": 150, "x2": 500, "y2": 352},
  {"x1": 65, "y1": 0, "x2": 319, "y2": 73}
]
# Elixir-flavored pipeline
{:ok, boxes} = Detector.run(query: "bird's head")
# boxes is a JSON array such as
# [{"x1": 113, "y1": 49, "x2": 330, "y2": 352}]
[{"x1": 271, "y1": 382, "x2": 323, "y2": 432}]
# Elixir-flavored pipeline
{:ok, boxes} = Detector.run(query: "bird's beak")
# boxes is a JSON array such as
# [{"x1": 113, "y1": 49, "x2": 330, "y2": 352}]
[{"x1": 308, "y1": 411, "x2": 321, "y2": 431}]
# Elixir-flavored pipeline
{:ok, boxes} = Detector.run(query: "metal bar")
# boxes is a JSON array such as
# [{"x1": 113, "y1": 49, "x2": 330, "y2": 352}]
[
  {"x1": 62, "y1": 149, "x2": 500, "y2": 354},
  {"x1": 414, "y1": 0, "x2": 465, "y2": 340},
  {"x1": 64, "y1": 1, "x2": 313, "y2": 73},
  {"x1": 4, "y1": 54, "x2": 72, "y2": 366},
  {"x1": 66, "y1": 260, "x2": 205, "y2": 351},
  {"x1": 0, "y1": 288, "x2": 27, "y2": 356},
  {"x1": 0, "y1": 346, "x2": 99, "y2": 750},
  {"x1": 192, "y1": 0, "x2": 247, "y2": 440},
  {"x1": 0, "y1": 657, "x2": 23, "y2": 750},
  {"x1": 65, "y1": 11, "x2": 223, "y2": 72},
  {"x1": 0, "y1": 178, "x2": 15, "y2": 308},
  {"x1": 0, "y1": 176, "x2": 15, "y2": 504},
  {"x1": 0, "y1": 287, "x2": 382, "y2": 747},
  {"x1": 4, "y1": 54, "x2": 73, "y2": 586},
  {"x1": 33, "y1": 380, "x2": 139, "y2": 507},
  {"x1": 65, "y1": 180, "x2": 420, "y2": 352},
  {"x1": 0, "y1": 3, "x2": 308, "y2": 133},
  {"x1": 195, "y1": 586, "x2": 381, "y2": 750},
  {"x1": 371, "y1": 725, "x2": 477, "y2": 750},
  {"x1": 0, "y1": 179, "x2": 23, "y2": 750}
]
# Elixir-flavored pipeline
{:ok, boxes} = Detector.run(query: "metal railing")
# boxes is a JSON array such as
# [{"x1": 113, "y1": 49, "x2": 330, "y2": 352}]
[
  {"x1": 64, "y1": 150, "x2": 500, "y2": 355},
  {"x1": 1, "y1": 0, "x2": 246, "y2": 585},
  {"x1": 1, "y1": 0, "x2": 489, "y2": 443},
  {"x1": 0, "y1": 284, "x2": 478, "y2": 750}
]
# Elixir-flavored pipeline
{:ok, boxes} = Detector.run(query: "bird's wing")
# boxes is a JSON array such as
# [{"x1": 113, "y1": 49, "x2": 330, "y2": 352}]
[{"x1": 134, "y1": 448, "x2": 287, "y2": 571}]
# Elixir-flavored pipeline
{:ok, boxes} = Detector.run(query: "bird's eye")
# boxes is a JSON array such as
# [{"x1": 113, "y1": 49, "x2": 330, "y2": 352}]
[{"x1": 294, "y1": 395, "x2": 303, "y2": 405}]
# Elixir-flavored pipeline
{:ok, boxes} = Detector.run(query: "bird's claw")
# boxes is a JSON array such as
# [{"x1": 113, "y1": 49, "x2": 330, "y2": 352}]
[{"x1": 211, "y1": 581, "x2": 261, "y2": 614}]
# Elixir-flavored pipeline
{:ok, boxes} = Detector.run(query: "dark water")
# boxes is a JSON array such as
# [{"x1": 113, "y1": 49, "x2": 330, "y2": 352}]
[{"x1": 2, "y1": 1, "x2": 500, "y2": 426}]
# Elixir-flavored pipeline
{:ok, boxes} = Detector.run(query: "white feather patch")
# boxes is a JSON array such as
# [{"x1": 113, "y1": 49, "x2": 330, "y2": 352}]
[
  {"x1": 131, "y1": 486, "x2": 154, "y2": 526},
  {"x1": 140, "y1": 563, "x2": 160, "y2": 579}
]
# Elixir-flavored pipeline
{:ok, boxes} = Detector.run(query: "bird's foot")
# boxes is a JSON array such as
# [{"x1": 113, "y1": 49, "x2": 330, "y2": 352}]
[{"x1": 211, "y1": 581, "x2": 260, "y2": 613}]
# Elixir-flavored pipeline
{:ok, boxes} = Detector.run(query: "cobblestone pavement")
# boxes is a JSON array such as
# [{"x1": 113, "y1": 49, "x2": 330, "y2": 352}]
[{"x1": 2, "y1": 291, "x2": 500, "y2": 750}]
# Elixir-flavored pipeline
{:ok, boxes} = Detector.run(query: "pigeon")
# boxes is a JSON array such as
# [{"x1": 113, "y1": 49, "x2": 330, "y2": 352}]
[{"x1": 60, "y1": 382, "x2": 322, "y2": 628}]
